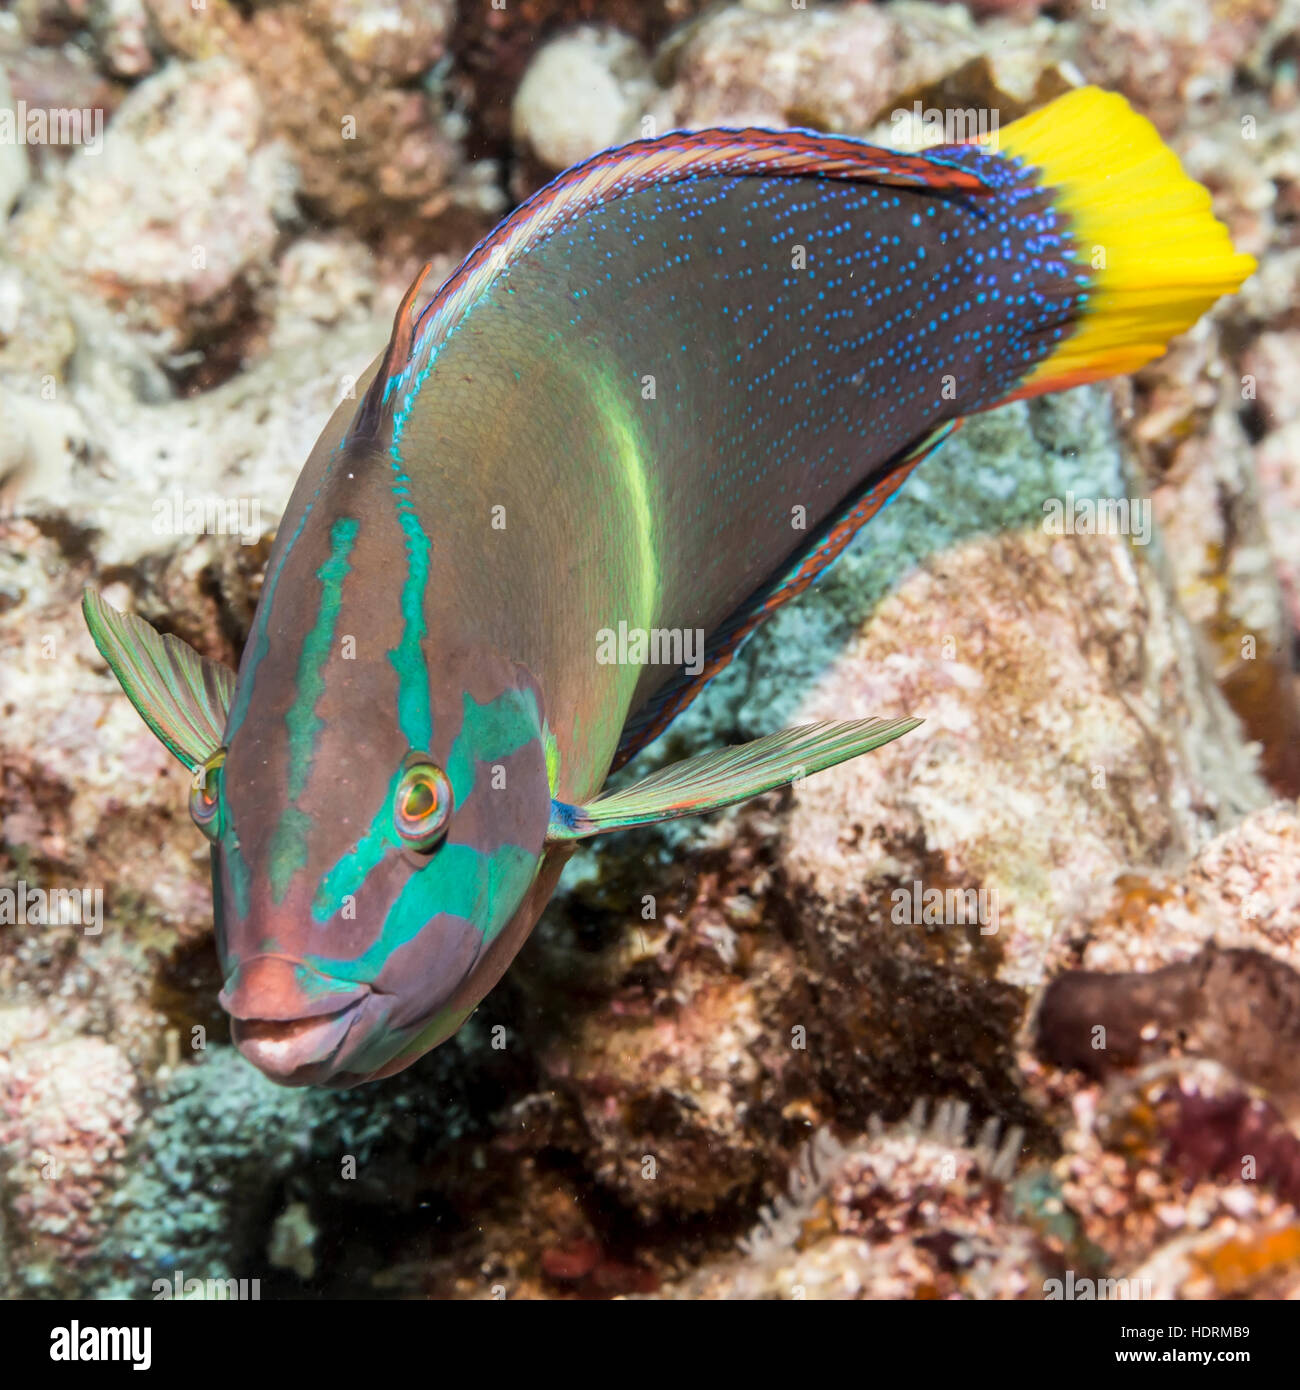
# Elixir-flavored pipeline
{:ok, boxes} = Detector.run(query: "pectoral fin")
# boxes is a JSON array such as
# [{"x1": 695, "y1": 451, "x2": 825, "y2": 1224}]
[
  {"x1": 82, "y1": 588, "x2": 234, "y2": 771},
  {"x1": 548, "y1": 717, "x2": 921, "y2": 841}
]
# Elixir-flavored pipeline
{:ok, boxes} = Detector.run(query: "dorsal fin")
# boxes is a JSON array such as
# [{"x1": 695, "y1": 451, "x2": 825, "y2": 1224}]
[
  {"x1": 351, "y1": 260, "x2": 437, "y2": 440},
  {"x1": 361, "y1": 128, "x2": 992, "y2": 434}
]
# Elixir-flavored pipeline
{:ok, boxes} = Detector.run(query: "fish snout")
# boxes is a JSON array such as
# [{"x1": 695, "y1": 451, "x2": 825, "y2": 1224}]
[
  {"x1": 230, "y1": 1002, "x2": 365, "y2": 1085},
  {"x1": 219, "y1": 955, "x2": 371, "y2": 1085}
]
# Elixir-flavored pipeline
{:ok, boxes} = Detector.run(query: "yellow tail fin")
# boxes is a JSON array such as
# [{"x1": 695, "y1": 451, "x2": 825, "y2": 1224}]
[{"x1": 997, "y1": 86, "x2": 1255, "y2": 398}]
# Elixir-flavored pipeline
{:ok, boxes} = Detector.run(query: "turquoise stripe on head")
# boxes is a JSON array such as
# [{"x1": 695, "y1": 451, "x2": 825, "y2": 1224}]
[{"x1": 208, "y1": 431, "x2": 557, "y2": 1085}]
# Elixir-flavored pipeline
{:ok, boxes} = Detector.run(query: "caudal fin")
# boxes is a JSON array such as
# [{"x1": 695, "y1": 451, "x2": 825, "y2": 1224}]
[{"x1": 993, "y1": 86, "x2": 1255, "y2": 399}]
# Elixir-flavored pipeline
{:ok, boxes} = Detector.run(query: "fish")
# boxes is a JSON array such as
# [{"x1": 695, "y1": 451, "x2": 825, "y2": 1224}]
[{"x1": 83, "y1": 86, "x2": 1254, "y2": 1087}]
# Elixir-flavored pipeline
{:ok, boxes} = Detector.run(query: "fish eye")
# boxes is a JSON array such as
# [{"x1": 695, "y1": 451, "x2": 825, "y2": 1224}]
[
  {"x1": 394, "y1": 754, "x2": 452, "y2": 853},
  {"x1": 189, "y1": 750, "x2": 225, "y2": 840}
]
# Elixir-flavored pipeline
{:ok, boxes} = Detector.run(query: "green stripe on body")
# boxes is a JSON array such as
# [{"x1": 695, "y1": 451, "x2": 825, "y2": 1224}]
[{"x1": 267, "y1": 517, "x2": 361, "y2": 904}]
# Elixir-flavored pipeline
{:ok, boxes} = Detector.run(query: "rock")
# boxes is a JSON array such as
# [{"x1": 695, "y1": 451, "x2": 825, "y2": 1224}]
[
  {"x1": 11, "y1": 0, "x2": 92, "y2": 46},
  {"x1": 1, "y1": 312, "x2": 385, "y2": 552},
  {"x1": 663, "y1": 3, "x2": 899, "y2": 131},
  {"x1": 1240, "y1": 328, "x2": 1300, "y2": 642},
  {"x1": 0, "y1": 258, "x2": 76, "y2": 390},
  {"x1": 90, "y1": 0, "x2": 156, "y2": 79},
  {"x1": 1039, "y1": 945, "x2": 1300, "y2": 1107},
  {"x1": 778, "y1": 476, "x2": 1260, "y2": 947},
  {"x1": 263, "y1": 233, "x2": 386, "y2": 353},
  {"x1": 1010, "y1": 799, "x2": 1300, "y2": 1300},
  {"x1": 1074, "y1": 0, "x2": 1274, "y2": 132},
  {"x1": 267, "y1": 1200, "x2": 318, "y2": 1281},
  {"x1": 1124, "y1": 90, "x2": 1300, "y2": 792},
  {"x1": 302, "y1": 0, "x2": 454, "y2": 87},
  {"x1": 1243, "y1": 330, "x2": 1300, "y2": 433},
  {"x1": 660, "y1": 1106, "x2": 1040, "y2": 1300},
  {"x1": 1038, "y1": 1052, "x2": 1300, "y2": 1299},
  {"x1": 881, "y1": 1, "x2": 1072, "y2": 116},
  {"x1": 141, "y1": 0, "x2": 484, "y2": 245},
  {"x1": 1255, "y1": 422, "x2": 1300, "y2": 635},
  {"x1": 512, "y1": 27, "x2": 654, "y2": 171},
  {"x1": 79, "y1": 1024, "x2": 516, "y2": 1297},
  {"x1": 1038, "y1": 799, "x2": 1300, "y2": 983},
  {"x1": 0, "y1": 31, "x2": 123, "y2": 180},
  {"x1": 1040, "y1": 800, "x2": 1300, "y2": 1112},
  {"x1": 2, "y1": 0, "x2": 1297, "y2": 1303},
  {"x1": 0, "y1": 1012, "x2": 141, "y2": 1295},
  {"x1": 0, "y1": 67, "x2": 31, "y2": 216},
  {"x1": 8, "y1": 58, "x2": 298, "y2": 361}
]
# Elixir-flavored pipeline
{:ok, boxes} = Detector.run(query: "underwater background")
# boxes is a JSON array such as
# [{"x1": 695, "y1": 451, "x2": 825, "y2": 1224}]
[{"x1": 1, "y1": 0, "x2": 1299, "y2": 1300}]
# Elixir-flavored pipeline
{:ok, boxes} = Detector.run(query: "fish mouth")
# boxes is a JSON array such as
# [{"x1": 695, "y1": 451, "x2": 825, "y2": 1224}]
[{"x1": 230, "y1": 997, "x2": 366, "y2": 1085}]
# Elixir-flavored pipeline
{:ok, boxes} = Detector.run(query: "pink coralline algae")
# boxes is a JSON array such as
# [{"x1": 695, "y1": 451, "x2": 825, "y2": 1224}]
[{"x1": 0, "y1": 1015, "x2": 141, "y2": 1289}]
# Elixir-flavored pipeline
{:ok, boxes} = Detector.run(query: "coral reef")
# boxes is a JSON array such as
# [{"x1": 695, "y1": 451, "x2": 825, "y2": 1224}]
[
  {"x1": 660, "y1": 1102, "x2": 1035, "y2": 1300},
  {"x1": 512, "y1": 27, "x2": 654, "y2": 171},
  {"x1": 1, "y1": 0, "x2": 1297, "y2": 1300},
  {"x1": 9, "y1": 57, "x2": 297, "y2": 359},
  {"x1": 0, "y1": 1007, "x2": 141, "y2": 1294}
]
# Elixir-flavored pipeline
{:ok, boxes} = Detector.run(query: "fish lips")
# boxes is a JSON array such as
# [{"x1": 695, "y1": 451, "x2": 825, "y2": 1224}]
[{"x1": 220, "y1": 955, "x2": 386, "y2": 1087}]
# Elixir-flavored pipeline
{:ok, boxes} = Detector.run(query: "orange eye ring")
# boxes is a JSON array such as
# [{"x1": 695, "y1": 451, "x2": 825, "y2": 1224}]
[
  {"x1": 394, "y1": 757, "x2": 452, "y2": 852},
  {"x1": 189, "y1": 751, "x2": 225, "y2": 840}
]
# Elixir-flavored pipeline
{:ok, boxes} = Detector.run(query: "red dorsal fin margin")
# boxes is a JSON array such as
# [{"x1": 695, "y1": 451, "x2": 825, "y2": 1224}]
[
  {"x1": 364, "y1": 128, "x2": 992, "y2": 430},
  {"x1": 352, "y1": 260, "x2": 437, "y2": 440}
]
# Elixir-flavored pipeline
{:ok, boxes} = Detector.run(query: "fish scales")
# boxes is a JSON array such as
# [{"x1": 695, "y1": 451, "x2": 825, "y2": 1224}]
[{"x1": 387, "y1": 154, "x2": 1070, "y2": 740}]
